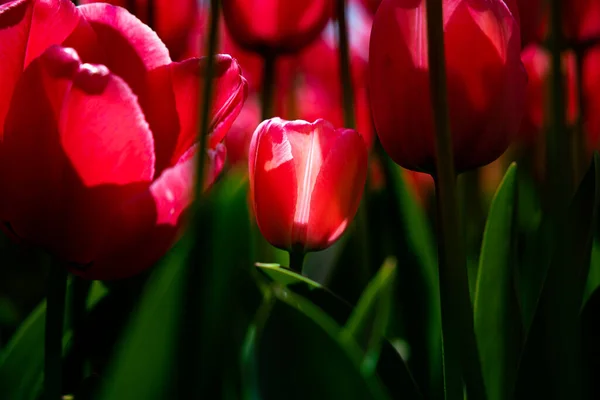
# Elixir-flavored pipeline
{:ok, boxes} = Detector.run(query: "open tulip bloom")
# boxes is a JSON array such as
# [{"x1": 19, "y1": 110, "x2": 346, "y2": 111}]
[{"x1": 0, "y1": 0, "x2": 247, "y2": 279}]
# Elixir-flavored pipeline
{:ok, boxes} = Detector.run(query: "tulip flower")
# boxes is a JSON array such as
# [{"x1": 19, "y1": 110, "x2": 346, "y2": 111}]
[
  {"x1": 369, "y1": 0, "x2": 526, "y2": 173},
  {"x1": 0, "y1": 0, "x2": 247, "y2": 279},
  {"x1": 360, "y1": 0, "x2": 381, "y2": 14},
  {"x1": 519, "y1": 45, "x2": 577, "y2": 146},
  {"x1": 79, "y1": 0, "x2": 197, "y2": 60},
  {"x1": 249, "y1": 118, "x2": 367, "y2": 261},
  {"x1": 221, "y1": 0, "x2": 334, "y2": 55},
  {"x1": 560, "y1": 0, "x2": 600, "y2": 42},
  {"x1": 514, "y1": 0, "x2": 544, "y2": 46},
  {"x1": 584, "y1": 47, "x2": 600, "y2": 150}
]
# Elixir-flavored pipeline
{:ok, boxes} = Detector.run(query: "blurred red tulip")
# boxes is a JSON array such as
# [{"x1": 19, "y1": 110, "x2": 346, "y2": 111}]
[
  {"x1": 225, "y1": 95, "x2": 262, "y2": 166},
  {"x1": 560, "y1": 0, "x2": 600, "y2": 42},
  {"x1": 514, "y1": 0, "x2": 544, "y2": 46},
  {"x1": 369, "y1": 0, "x2": 526, "y2": 173},
  {"x1": 79, "y1": 0, "x2": 197, "y2": 60},
  {"x1": 283, "y1": 28, "x2": 374, "y2": 148},
  {"x1": 0, "y1": 0, "x2": 247, "y2": 279},
  {"x1": 221, "y1": 0, "x2": 334, "y2": 55},
  {"x1": 583, "y1": 47, "x2": 600, "y2": 150},
  {"x1": 360, "y1": 0, "x2": 382, "y2": 14},
  {"x1": 519, "y1": 45, "x2": 577, "y2": 146},
  {"x1": 249, "y1": 118, "x2": 367, "y2": 252}
]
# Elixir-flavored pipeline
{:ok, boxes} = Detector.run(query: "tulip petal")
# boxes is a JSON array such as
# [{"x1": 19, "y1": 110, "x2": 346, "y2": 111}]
[
  {"x1": 249, "y1": 118, "x2": 298, "y2": 250},
  {"x1": 169, "y1": 55, "x2": 247, "y2": 164},
  {"x1": 64, "y1": 3, "x2": 180, "y2": 175},
  {"x1": 0, "y1": 0, "x2": 79, "y2": 136},
  {"x1": 75, "y1": 143, "x2": 226, "y2": 280},
  {"x1": 307, "y1": 127, "x2": 367, "y2": 250},
  {"x1": 0, "y1": 45, "x2": 155, "y2": 263}
]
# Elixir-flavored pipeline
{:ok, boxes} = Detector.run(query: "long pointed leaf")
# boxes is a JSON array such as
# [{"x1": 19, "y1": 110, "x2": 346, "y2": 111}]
[
  {"x1": 474, "y1": 163, "x2": 521, "y2": 400},
  {"x1": 341, "y1": 258, "x2": 397, "y2": 375}
]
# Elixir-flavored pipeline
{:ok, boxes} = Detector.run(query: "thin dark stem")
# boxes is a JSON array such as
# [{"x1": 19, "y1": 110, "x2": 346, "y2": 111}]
[
  {"x1": 194, "y1": 0, "x2": 221, "y2": 202},
  {"x1": 146, "y1": 0, "x2": 155, "y2": 32},
  {"x1": 425, "y1": 0, "x2": 485, "y2": 399},
  {"x1": 336, "y1": 0, "x2": 356, "y2": 128},
  {"x1": 337, "y1": 0, "x2": 371, "y2": 282},
  {"x1": 261, "y1": 52, "x2": 277, "y2": 121},
  {"x1": 70, "y1": 277, "x2": 91, "y2": 388},
  {"x1": 288, "y1": 250, "x2": 306, "y2": 274},
  {"x1": 573, "y1": 49, "x2": 588, "y2": 185},
  {"x1": 179, "y1": 0, "x2": 220, "y2": 397},
  {"x1": 44, "y1": 266, "x2": 67, "y2": 400},
  {"x1": 546, "y1": 0, "x2": 571, "y2": 209}
]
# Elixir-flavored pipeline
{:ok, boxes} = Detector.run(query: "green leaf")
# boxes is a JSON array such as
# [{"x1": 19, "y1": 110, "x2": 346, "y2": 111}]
[
  {"x1": 255, "y1": 262, "x2": 420, "y2": 398},
  {"x1": 341, "y1": 258, "x2": 397, "y2": 375},
  {"x1": 256, "y1": 263, "x2": 323, "y2": 289},
  {"x1": 516, "y1": 153, "x2": 600, "y2": 399},
  {"x1": 98, "y1": 171, "x2": 262, "y2": 399},
  {"x1": 256, "y1": 284, "x2": 393, "y2": 399},
  {"x1": 583, "y1": 238, "x2": 600, "y2": 307},
  {"x1": 0, "y1": 279, "x2": 106, "y2": 400},
  {"x1": 256, "y1": 263, "x2": 352, "y2": 324},
  {"x1": 382, "y1": 154, "x2": 442, "y2": 399},
  {"x1": 474, "y1": 163, "x2": 521, "y2": 400},
  {"x1": 96, "y1": 237, "x2": 190, "y2": 400}
]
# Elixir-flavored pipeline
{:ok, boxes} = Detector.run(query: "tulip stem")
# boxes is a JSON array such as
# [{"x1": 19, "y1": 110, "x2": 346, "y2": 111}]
[
  {"x1": 261, "y1": 52, "x2": 277, "y2": 121},
  {"x1": 336, "y1": 0, "x2": 356, "y2": 128},
  {"x1": 337, "y1": 0, "x2": 371, "y2": 282},
  {"x1": 424, "y1": 0, "x2": 485, "y2": 399},
  {"x1": 180, "y1": 0, "x2": 220, "y2": 396},
  {"x1": 44, "y1": 265, "x2": 67, "y2": 400},
  {"x1": 288, "y1": 250, "x2": 305, "y2": 274},
  {"x1": 572, "y1": 49, "x2": 587, "y2": 186}
]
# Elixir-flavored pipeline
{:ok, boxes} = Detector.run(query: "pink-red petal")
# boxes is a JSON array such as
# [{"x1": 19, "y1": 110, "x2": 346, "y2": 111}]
[
  {"x1": 0, "y1": 45, "x2": 155, "y2": 264},
  {"x1": 0, "y1": 0, "x2": 79, "y2": 136},
  {"x1": 169, "y1": 54, "x2": 248, "y2": 163}
]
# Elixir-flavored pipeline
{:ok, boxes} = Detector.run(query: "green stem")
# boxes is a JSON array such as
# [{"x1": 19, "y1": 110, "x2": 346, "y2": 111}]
[
  {"x1": 572, "y1": 49, "x2": 587, "y2": 186},
  {"x1": 337, "y1": 0, "x2": 371, "y2": 281},
  {"x1": 546, "y1": 0, "x2": 571, "y2": 209},
  {"x1": 44, "y1": 266, "x2": 67, "y2": 400},
  {"x1": 424, "y1": 0, "x2": 485, "y2": 399},
  {"x1": 70, "y1": 277, "x2": 91, "y2": 387},
  {"x1": 336, "y1": 0, "x2": 356, "y2": 128},
  {"x1": 193, "y1": 0, "x2": 221, "y2": 203},
  {"x1": 180, "y1": 0, "x2": 220, "y2": 396},
  {"x1": 288, "y1": 250, "x2": 306, "y2": 274},
  {"x1": 261, "y1": 52, "x2": 277, "y2": 121}
]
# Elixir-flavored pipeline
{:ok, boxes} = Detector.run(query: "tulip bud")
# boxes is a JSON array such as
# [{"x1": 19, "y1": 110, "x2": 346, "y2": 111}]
[
  {"x1": 221, "y1": 0, "x2": 333, "y2": 55},
  {"x1": 248, "y1": 118, "x2": 367, "y2": 252},
  {"x1": 368, "y1": 0, "x2": 526, "y2": 173}
]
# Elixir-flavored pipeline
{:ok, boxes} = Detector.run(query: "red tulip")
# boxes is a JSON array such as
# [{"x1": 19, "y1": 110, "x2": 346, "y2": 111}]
[
  {"x1": 79, "y1": 0, "x2": 197, "y2": 60},
  {"x1": 225, "y1": 95, "x2": 262, "y2": 166},
  {"x1": 514, "y1": 0, "x2": 544, "y2": 46},
  {"x1": 519, "y1": 45, "x2": 577, "y2": 146},
  {"x1": 583, "y1": 47, "x2": 600, "y2": 150},
  {"x1": 221, "y1": 0, "x2": 334, "y2": 54},
  {"x1": 360, "y1": 0, "x2": 382, "y2": 14},
  {"x1": 0, "y1": 0, "x2": 247, "y2": 279},
  {"x1": 281, "y1": 25, "x2": 374, "y2": 148},
  {"x1": 249, "y1": 118, "x2": 367, "y2": 252},
  {"x1": 369, "y1": 0, "x2": 526, "y2": 173},
  {"x1": 560, "y1": 0, "x2": 600, "y2": 42}
]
